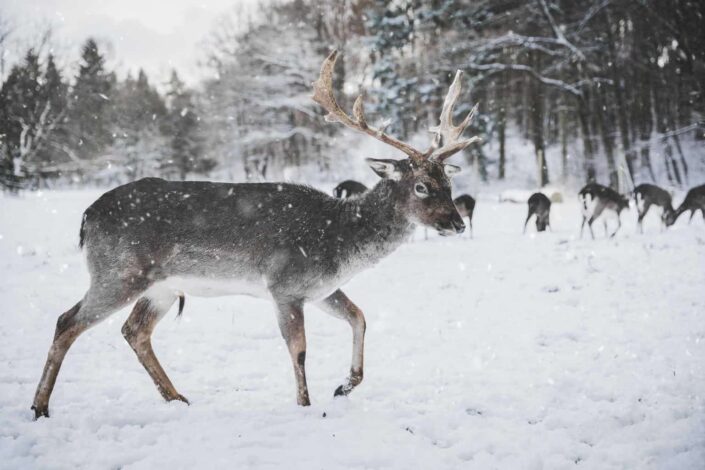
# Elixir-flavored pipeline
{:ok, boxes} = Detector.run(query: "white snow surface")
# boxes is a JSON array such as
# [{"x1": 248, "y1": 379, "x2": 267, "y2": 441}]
[{"x1": 1, "y1": 189, "x2": 704, "y2": 469}]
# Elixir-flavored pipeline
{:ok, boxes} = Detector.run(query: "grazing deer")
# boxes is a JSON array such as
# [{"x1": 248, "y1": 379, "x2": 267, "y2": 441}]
[
  {"x1": 669, "y1": 183, "x2": 705, "y2": 225},
  {"x1": 453, "y1": 194, "x2": 475, "y2": 238},
  {"x1": 633, "y1": 183, "x2": 675, "y2": 232},
  {"x1": 579, "y1": 183, "x2": 629, "y2": 239},
  {"x1": 31, "y1": 50, "x2": 478, "y2": 419},
  {"x1": 523, "y1": 192, "x2": 551, "y2": 233},
  {"x1": 333, "y1": 180, "x2": 368, "y2": 198}
]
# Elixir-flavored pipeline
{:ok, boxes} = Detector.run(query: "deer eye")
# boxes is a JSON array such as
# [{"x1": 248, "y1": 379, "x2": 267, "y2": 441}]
[{"x1": 414, "y1": 182, "x2": 429, "y2": 198}]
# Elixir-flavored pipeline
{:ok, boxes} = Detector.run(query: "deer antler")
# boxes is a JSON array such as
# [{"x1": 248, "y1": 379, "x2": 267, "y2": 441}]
[
  {"x1": 312, "y1": 50, "x2": 425, "y2": 164},
  {"x1": 312, "y1": 50, "x2": 478, "y2": 164},
  {"x1": 427, "y1": 71, "x2": 481, "y2": 161}
]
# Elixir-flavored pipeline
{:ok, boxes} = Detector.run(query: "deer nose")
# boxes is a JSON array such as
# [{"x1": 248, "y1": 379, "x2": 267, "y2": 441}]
[{"x1": 451, "y1": 217, "x2": 466, "y2": 234}]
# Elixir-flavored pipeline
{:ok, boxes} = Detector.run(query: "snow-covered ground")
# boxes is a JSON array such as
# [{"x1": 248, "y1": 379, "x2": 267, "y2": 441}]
[{"x1": 1, "y1": 188, "x2": 704, "y2": 469}]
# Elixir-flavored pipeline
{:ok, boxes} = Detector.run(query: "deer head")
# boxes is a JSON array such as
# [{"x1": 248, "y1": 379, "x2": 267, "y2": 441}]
[{"x1": 312, "y1": 50, "x2": 480, "y2": 235}]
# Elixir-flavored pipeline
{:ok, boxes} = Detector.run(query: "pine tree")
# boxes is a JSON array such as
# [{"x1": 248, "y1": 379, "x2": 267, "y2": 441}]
[
  {"x1": 36, "y1": 54, "x2": 69, "y2": 166},
  {"x1": 164, "y1": 70, "x2": 209, "y2": 180},
  {"x1": 0, "y1": 49, "x2": 62, "y2": 189},
  {"x1": 110, "y1": 68, "x2": 168, "y2": 180},
  {"x1": 68, "y1": 38, "x2": 113, "y2": 160}
]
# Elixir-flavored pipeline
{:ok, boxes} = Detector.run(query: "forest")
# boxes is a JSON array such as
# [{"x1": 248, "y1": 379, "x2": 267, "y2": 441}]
[{"x1": 0, "y1": 0, "x2": 703, "y2": 192}]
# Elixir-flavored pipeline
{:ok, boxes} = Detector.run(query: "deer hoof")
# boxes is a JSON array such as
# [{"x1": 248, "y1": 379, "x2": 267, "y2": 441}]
[
  {"x1": 334, "y1": 384, "x2": 351, "y2": 397},
  {"x1": 169, "y1": 394, "x2": 190, "y2": 405},
  {"x1": 31, "y1": 404, "x2": 49, "y2": 420}
]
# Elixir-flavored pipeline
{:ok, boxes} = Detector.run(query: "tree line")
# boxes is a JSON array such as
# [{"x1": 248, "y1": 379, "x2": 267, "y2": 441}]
[
  {"x1": 0, "y1": 39, "x2": 210, "y2": 190},
  {"x1": 1, "y1": 0, "x2": 703, "y2": 191}
]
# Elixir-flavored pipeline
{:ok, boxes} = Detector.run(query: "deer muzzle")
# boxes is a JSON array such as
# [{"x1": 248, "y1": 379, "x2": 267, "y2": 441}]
[{"x1": 435, "y1": 213, "x2": 465, "y2": 236}]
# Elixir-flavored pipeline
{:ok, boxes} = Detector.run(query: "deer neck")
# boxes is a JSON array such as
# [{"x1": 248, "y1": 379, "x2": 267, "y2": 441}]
[{"x1": 340, "y1": 179, "x2": 414, "y2": 252}]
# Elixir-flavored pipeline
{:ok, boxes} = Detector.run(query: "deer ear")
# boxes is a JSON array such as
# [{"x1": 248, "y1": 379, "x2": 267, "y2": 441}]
[
  {"x1": 365, "y1": 158, "x2": 402, "y2": 180},
  {"x1": 444, "y1": 164, "x2": 462, "y2": 178}
]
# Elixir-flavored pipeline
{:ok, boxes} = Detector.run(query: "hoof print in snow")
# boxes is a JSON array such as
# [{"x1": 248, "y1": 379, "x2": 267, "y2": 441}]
[{"x1": 465, "y1": 408, "x2": 483, "y2": 416}]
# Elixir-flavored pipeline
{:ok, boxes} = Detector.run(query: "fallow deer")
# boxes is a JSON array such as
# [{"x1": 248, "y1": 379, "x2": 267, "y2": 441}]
[
  {"x1": 669, "y1": 183, "x2": 705, "y2": 225},
  {"x1": 633, "y1": 183, "x2": 675, "y2": 232},
  {"x1": 333, "y1": 180, "x2": 368, "y2": 198},
  {"x1": 579, "y1": 183, "x2": 629, "y2": 239},
  {"x1": 453, "y1": 194, "x2": 475, "y2": 238},
  {"x1": 31, "y1": 50, "x2": 479, "y2": 419},
  {"x1": 523, "y1": 192, "x2": 551, "y2": 233}
]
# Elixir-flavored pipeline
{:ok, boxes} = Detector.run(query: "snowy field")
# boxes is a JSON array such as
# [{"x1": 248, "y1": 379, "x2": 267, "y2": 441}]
[{"x1": 1, "y1": 188, "x2": 704, "y2": 469}]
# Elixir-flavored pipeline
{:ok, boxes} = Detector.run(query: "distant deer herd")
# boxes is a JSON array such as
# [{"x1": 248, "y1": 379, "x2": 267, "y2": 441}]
[
  {"x1": 30, "y1": 50, "x2": 704, "y2": 420},
  {"x1": 334, "y1": 179, "x2": 704, "y2": 239}
]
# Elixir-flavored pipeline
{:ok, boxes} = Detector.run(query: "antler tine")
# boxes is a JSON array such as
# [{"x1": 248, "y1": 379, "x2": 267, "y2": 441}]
[
  {"x1": 312, "y1": 50, "x2": 424, "y2": 162},
  {"x1": 428, "y1": 70, "x2": 480, "y2": 161}
]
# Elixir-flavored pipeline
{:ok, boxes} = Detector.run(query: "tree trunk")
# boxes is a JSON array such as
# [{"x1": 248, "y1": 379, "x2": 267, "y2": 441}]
[
  {"x1": 604, "y1": 7, "x2": 635, "y2": 189},
  {"x1": 530, "y1": 52, "x2": 548, "y2": 186},
  {"x1": 559, "y1": 102, "x2": 568, "y2": 182},
  {"x1": 594, "y1": 87, "x2": 618, "y2": 189},
  {"x1": 577, "y1": 93, "x2": 596, "y2": 182},
  {"x1": 497, "y1": 72, "x2": 507, "y2": 180}
]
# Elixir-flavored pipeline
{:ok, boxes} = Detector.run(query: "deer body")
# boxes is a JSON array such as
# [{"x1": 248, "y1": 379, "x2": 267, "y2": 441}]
[
  {"x1": 333, "y1": 180, "x2": 368, "y2": 199},
  {"x1": 579, "y1": 183, "x2": 629, "y2": 239},
  {"x1": 524, "y1": 192, "x2": 551, "y2": 233},
  {"x1": 32, "y1": 50, "x2": 476, "y2": 419},
  {"x1": 633, "y1": 183, "x2": 674, "y2": 232},
  {"x1": 83, "y1": 178, "x2": 412, "y2": 303}
]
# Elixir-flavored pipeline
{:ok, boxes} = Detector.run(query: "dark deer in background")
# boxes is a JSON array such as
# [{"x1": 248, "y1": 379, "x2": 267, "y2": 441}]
[
  {"x1": 31, "y1": 50, "x2": 478, "y2": 419},
  {"x1": 524, "y1": 192, "x2": 551, "y2": 233},
  {"x1": 633, "y1": 183, "x2": 675, "y2": 232},
  {"x1": 579, "y1": 183, "x2": 629, "y2": 239},
  {"x1": 333, "y1": 180, "x2": 368, "y2": 198},
  {"x1": 669, "y1": 184, "x2": 705, "y2": 225},
  {"x1": 453, "y1": 194, "x2": 475, "y2": 238}
]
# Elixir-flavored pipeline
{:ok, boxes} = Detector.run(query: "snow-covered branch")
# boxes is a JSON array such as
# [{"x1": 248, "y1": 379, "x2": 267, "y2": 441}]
[
  {"x1": 463, "y1": 62, "x2": 583, "y2": 96},
  {"x1": 536, "y1": 0, "x2": 586, "y2": 62}
]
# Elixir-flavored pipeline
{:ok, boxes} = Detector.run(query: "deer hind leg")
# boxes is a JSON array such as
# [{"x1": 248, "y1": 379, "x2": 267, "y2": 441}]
[
  {"x1": 122, "y1": 291, "x2": 188, "y2": 404},
  {"x1": 274, "y1": 299, "x2": 310, "y2": 406},
  {"x1": 317, "y1": 289, "x2": 366, "y2": 398},
  {"x1": 32, "y1": 281, "x2": 140, "y2": 419}
]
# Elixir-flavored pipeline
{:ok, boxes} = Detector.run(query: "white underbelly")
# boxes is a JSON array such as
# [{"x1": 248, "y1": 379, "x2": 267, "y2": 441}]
[{"x1": 150, "y1": 276, "x2": 271, "y2": 299}]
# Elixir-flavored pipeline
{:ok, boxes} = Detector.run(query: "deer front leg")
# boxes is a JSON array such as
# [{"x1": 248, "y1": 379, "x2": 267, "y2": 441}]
[
  {"x1": 523, "y1": 212, "x2": 532, "y2": 234},
  {"x1": 317, "y1": 289, "x2": 366, "y2": 398},
  {"x1": 580, "y1": 216, "x2": 586, "y2": 238},
  {"x1": 275, "y1": 300, "x2": 310, "y2": 406}
]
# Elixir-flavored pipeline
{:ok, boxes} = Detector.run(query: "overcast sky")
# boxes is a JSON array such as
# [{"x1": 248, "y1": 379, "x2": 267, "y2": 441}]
[{"x1": 2, "y1": 0, "x2": 261, "y2": 86}]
